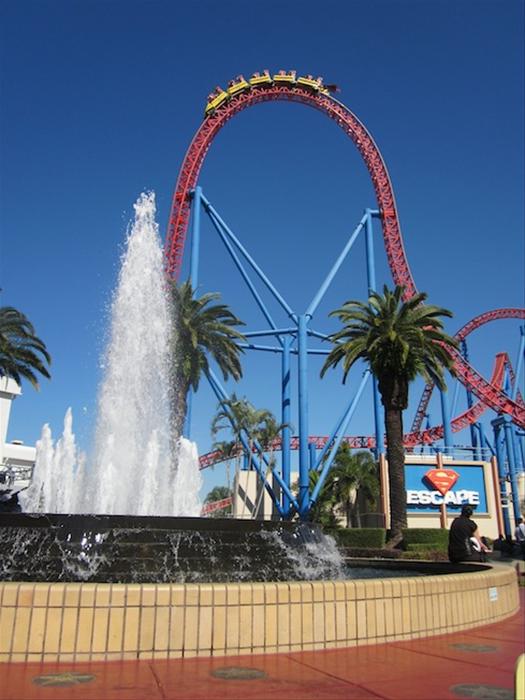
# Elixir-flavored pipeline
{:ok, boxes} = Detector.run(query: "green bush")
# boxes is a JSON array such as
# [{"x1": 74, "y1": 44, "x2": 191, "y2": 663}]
[
  {"x1": 400, "y1": 550, "x2": 449, "y2": 562},
  {"x1": 407, "y1": 542, "x2": 446, "y2": 553},
  {"x1": 334, "y1": 528, "x2": 386, "y2": 549},
  {"x1": 403, "y1": 528, "x2": 449, "y2": 548}
]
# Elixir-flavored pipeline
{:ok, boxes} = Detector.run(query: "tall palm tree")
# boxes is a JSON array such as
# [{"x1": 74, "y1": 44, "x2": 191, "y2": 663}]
[
  {"x1": 321, "y1": 285, "x2": 458, "y2": 545},
  {"x1": 330, "y1": 445, "x2": 378, "y2": 528},
  {"x1": 169, "y1": 280, "x2": 246, "y2": 436},
  {"x1": 0, "y1": 306, "x2": 51, "y2": 389}
]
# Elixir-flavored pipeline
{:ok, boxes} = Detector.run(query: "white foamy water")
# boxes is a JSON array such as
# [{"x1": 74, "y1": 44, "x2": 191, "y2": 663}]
[{"x1": 21, "y1": 192, "x2": 202, "y2": 516}]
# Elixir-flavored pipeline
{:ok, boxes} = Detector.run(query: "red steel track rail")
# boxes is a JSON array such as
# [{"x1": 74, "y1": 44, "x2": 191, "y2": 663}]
[{"x1": 165, "y1": 81, "x2": 525, "y2": 453}]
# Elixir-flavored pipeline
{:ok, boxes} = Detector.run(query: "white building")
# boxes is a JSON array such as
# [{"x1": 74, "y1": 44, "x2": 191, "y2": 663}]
[{"x1": 0, "y1": 377, "x2": 35, "y2": 505}]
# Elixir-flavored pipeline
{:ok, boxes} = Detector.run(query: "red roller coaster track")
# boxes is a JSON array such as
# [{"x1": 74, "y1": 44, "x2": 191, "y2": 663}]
[{"x1": 165, "y1": 78, "x2": 525, "y2": 444}]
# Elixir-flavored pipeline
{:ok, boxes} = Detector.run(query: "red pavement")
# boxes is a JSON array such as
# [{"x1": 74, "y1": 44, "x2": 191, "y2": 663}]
[{"x1": 1, "y1": 590, "x2": 523, "y2": 700}]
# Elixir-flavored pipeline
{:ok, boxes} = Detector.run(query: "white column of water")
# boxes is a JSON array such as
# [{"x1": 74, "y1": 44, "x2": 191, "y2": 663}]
[{"x1": 22, "y1": 192, "x2": 202, "y2": 516}]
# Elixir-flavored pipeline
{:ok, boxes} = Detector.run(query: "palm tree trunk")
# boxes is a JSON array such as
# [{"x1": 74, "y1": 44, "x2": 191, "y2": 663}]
[{"x1": 384, "y1": 406, "x2": 407, "y2": 546}]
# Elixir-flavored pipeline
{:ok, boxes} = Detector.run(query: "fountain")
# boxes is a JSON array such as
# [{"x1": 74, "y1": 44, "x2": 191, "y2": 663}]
[{"x1": 0, "y1": 193, "x2": 518, "y2": 663}]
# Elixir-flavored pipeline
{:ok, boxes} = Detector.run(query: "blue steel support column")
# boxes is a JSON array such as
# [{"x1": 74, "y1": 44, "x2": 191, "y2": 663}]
[
  {"x1": 298, "y1": 314, "x2": 310, "y2": 518},
  {"x1": 309, "y1": 442, "x2": 317, "y2": 470},
  {"x1": 493, "y1": 420, "x2": 511, "y2": 536},
  {"x1": 439, "y1": 386, "x2": 453, "y2": 454},
  {"x1": 503, "y1": 416, "x2": 521, "y2": 522},
  {"x1": 281, "y1": 336, "x2": 292, "y2": 516},
  {"x1": 460, "y1": 340, "x2": 478, "y2": 455},
  {"x1": 365, "y1": 209, "x2": 384, "y2": 456},
  {"x1": 183, "y1": 186, "x2": 203, "y2": 439}
]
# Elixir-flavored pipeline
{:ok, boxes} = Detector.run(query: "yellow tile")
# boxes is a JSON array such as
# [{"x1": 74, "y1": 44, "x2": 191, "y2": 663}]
[
  {"x1": 26, "y1": 653, "x2": 44, "y2": 663},
  {"x1": 417, "y1": 597, "x2": 427, "y2": 632},
  {"x1": 277, "y1": 603, "x2": 290, "y2": 648},
  {"x1": 334, "y1": 581, "x2": 346, "y2": 601},
  {"x1": 401, "y1": 596, "x2": 412, "y2": 634},
  {"x1": 356, "y1": 600, "x2": 367, "y2": 640},
  {"x1": 138, "y1": 607, "x2": 155, "y2": 652},
  {"x1": 344, "y1": 581, "x2": 356, "y2": 600},
  {"x1": 393, "y1": 599, "x2": 403, "y2": 637},
  {"x1": 155, "y1": 585, "x2": 171, "y2": 606},
  {"x1": 197, "y1": 606, "x2": 212, "y2": 652},
  {"x1": 141, "y1": 586, "x2": 156, "y2": 607},
  {"x1": 75, "y1": 608, "x2": 95, "y2": 653},
  {"x1": 28, "y1": 607, "x2": 47, "y2": 654},
  {"x1": 301, "y1": 583, "x2": 313, "y2": 603},
  {"x1": 60, "y1": 607, "x2": 79, "y2": 653},
  {"x1": 212, "y1": 585, "x2": 226, "y2": 606},
  {"x1": 43, "y1": 608, "x2": 63, "y2": 653},
  {"x1": 11, "y1": 607, "x2": 31, "y2": 654},
  {"x1": 16, "y1": 584, "x2": 35, "y2": 607},
  {"x1": 123, "y1": 606, "x2": 140, "y2": 653},
  {"x1": 64, "y1": 584, "x2": 81, "y2": 607},
  {"x1": 323, "y1": 582, "x2": 335, "y2": 602},
  {"x1": 95, "y1": 584, "x2": 111, "y2": 607},
  {"x1": 110, "y1": 586, "x2": 126, "y2": 606},
  {"x1": 91, "y1": 607, "x2": 109, "y2": 653},
  {"x1": 0, "y1": 607, "x2": 15, "y2": 653},
  {"x1": 10, "y1": 653, "x2": 27, "y2": 662},
  {"x1": 252, "y1": 605, "x2": 265, "y2": 648},
  {"x1": 239, "y1": 605, "x2": 252, "y2": 649},
  {"x1": 324, "y1": 601, "x2": 336, "y2": 642},
  {"x1": 47, "y1": 585, "x2": 65, "y2": 607},
  {"x1": 32, "y1": 584, "x2": 50, "y2": 607},
  {"x1": 335, "y1": 601, "x2": 347, "y2": 641},
  {"x1": 199, "y1": 585, "x2": 213, "y2": 606},
  {"x1": 125, "y1": 585, "x2": 142, "y2": 607},
  {"x1": 276, "y1": 584, "x2": 289, "y2": 604},
  {"x1": 226, "y1": 584, "x2": 239, "y2": 606},
  {"x1": 0, "y1": 654, "x2": 8, "y2": 662},
  {"x1": 289, "y1": 583, "x2": 301, "y2": 603},
  {"x1": 252, "y1": 583, "x2": 265, "y2": 605},
  {"x1": 366, "y1": 599, "x2": 378, "y2": 639},
  {"x1": 300, "y1": 602, "x2": 313, "y2": 644},
  {"x1": 2, "y1": 584, "x2": 18, "y2": 606},
  {"x1": 375, "y1": 599, "x2": 386, "y2": 637},
  {"x1": 264, "y1": 584, "x2": 277, "y2": 604},
  {"x1": 346, "y1": 599, "x2": 357, "y2": 640},
  {"x1": 169, "y1": 604, "x2": 184, "y2": 652},
  {"x1": 313, "y1": 602, "x2": 325, "y2": 643},
  {"x1": 107, "y1": 606, "x2": 125, "y2": 653},
  {"x1": 311, "y1": 582, "x2": 324, "y2": 602},
  {"x1": 225, "y1": 605, "x2": 239, "y2": 651},
  {"x1": 289, "y1": 603, "x2": 302, "y2": 646},
  {"x1": 239, "y1": 584, "x2": 252, "y2": 605},
  {"x1": 211, "y1": 606, "x2": 226, "y2": 651},
  {"x1": 80, "y1": 585, "x2": 96, "y2": 607},
  {"x1": 384, "y1": 599, "x2": 395, "y2": 636},
  {"x1": 184, "y1": 606, "x2": 199, "y2": 651},
  {"x1": 264, "y1": 604, "x2": 277, "y2": 647}
]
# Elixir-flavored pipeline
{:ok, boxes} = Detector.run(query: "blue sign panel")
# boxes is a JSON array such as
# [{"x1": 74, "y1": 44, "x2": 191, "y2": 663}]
[{"x1": 405, "y1": 464, "x2": 488, "y2": 514}]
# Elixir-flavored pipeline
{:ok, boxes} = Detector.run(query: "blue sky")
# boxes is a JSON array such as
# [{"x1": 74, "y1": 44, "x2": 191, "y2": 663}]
[{"x1": 1, "y1": 0, "x2": 523, "y2": 499}]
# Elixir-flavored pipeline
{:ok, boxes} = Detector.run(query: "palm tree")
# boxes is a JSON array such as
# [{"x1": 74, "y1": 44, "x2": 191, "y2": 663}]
[
  {"x1": 330, "y1": 445, "x2": 378, "y2": 528},
  {"x1": 204, "y1": 485, "x2": 232, "y2": 517},
  {"x1": 321, "y1": 285, "x2": 458, "y2": 545},
  {"x1": 169, "y1": 280, "x2": 246, "y2": 436},
  {"x1": 0, "y1": 306, "x2": 51, "y2": 389}
]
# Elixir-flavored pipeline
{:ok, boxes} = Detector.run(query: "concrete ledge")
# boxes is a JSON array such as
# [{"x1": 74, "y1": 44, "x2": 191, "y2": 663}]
[{"x1": 0, "y1": 564, "x2": 519, "y2": 663}]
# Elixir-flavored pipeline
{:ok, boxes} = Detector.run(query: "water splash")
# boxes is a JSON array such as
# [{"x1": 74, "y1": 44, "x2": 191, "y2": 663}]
[{"x1": 21, "y1": 192, "x2": 202, "y2": 516}]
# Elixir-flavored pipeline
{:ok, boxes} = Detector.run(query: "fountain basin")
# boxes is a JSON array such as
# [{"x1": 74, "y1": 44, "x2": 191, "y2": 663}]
[
  {"x1": 0, "y1": 562, "x2": 518, "y2": 663},
  {"x1": 0, "y1": 514, "x2": 519, "y2": 663}
]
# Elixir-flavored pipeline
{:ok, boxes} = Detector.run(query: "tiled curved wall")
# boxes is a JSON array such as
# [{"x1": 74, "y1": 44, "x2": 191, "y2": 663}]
[{"x1": 0, "y1": 565, "x2": 518, "y2": 663}]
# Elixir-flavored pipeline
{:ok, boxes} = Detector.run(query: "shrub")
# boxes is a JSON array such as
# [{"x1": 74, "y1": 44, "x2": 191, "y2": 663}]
[
  {"x1": 406, "y1": 542, "x2": 446, "y2": 553},
  {"x1": 340, "y1": 547, "x2": 402, "y2": 559},
  {"x1": 400, "y1": 550, "x2": 449, "y2": 562},
  {"x1": 334, "y1": 528, "x2": 386, "y2": 549},
  {"x1": 403, "y1": 528, "x2": 449, "y2": 548}
]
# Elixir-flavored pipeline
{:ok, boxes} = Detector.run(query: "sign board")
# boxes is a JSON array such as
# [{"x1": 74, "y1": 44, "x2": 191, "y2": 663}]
[{"x1": 405, "y1": 464, "x2": 488, "y2": 514}]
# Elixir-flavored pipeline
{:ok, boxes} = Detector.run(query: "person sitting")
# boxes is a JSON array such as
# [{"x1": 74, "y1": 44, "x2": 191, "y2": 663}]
[{"x1": 448, "y1": 505, "x2": 488, "y2": 563}]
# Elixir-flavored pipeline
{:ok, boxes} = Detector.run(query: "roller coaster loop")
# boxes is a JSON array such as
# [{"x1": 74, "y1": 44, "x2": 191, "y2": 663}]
[{"x1": 165, "y1": 75, "x2": 525, "y2": 445}]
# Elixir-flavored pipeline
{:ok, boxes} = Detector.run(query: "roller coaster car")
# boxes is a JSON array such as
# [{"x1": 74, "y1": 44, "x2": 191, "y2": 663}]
[
  {"x1": 273, "y1": 69, "x2": 296, "y2": 84},
  {"x1": 249, "y1": 70, "x2": 272, "y2": 87},
  {"x1": 296, "y1": 74, "x2": 323, "y2": 91},
  {"x1": 205, "y1": 86, "x2": 229, "y2": 116},
  {"x1": 227, "y1": 75, "x2": 249, "y2": 97}
]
